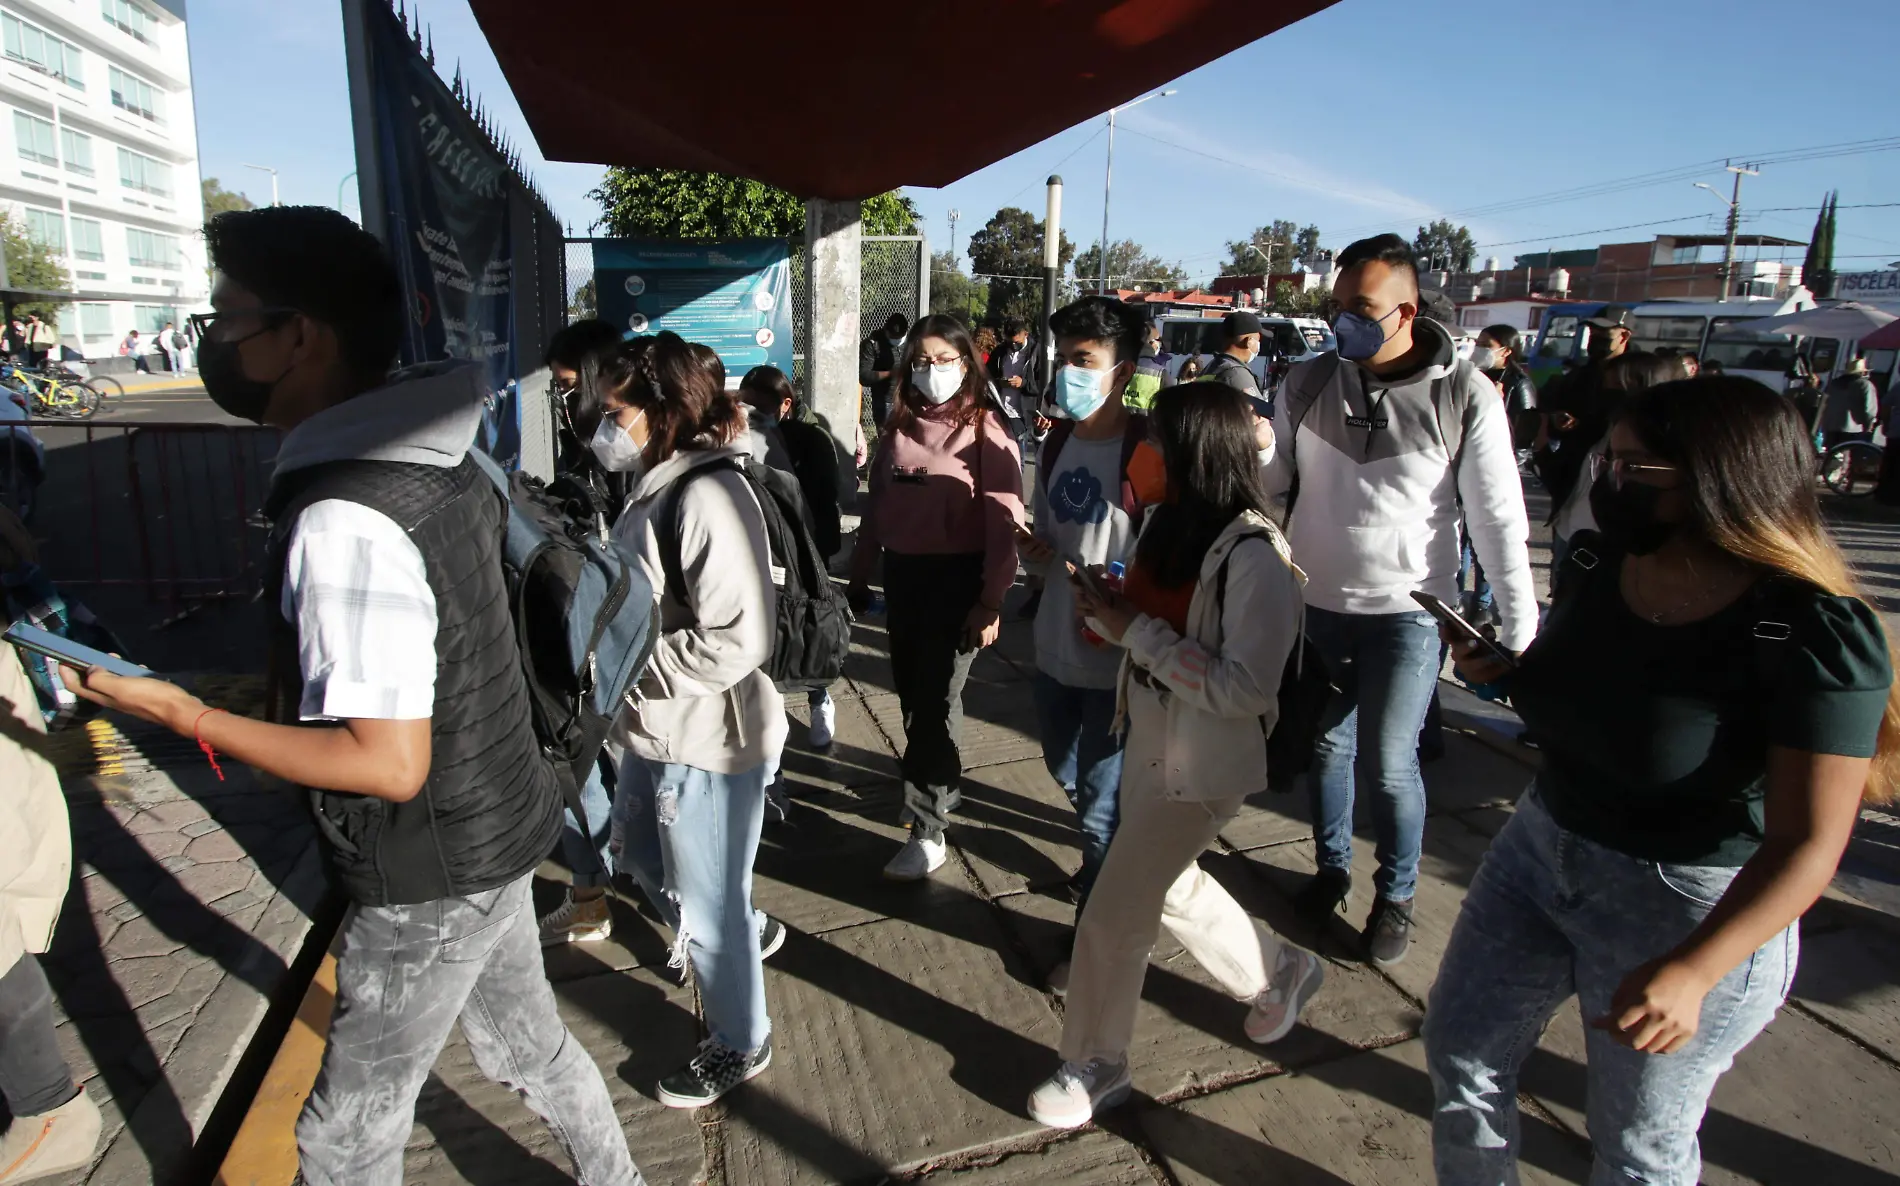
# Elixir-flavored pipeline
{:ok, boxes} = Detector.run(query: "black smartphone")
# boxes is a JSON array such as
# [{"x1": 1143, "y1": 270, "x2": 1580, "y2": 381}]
[
  {"x1": 1410, "y1": 592, "x2": 1516, "y2": 670},
  {"x1": 1066, "y1": 558, "x2": 1108, "y2": 602}
]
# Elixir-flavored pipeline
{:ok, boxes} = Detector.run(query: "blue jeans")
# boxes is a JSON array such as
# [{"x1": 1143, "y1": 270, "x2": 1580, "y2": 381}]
[
  {"x1": 560, "y1": 758, "x2": 615, "y2": 890},
  {"x1": 1031, "y1": 673, "x2": 1125, "y2": 905},
  {"x1": 612, "y1": 756, "x2": 770, "y2": 1054},
  {"x1": 1424, "y1": 790, "x2": 1793, "y2": 1185},
  {"x1": 1460, "y1": 536, "x2": 1493, "y2": 614},
  {"x1": 1305, "y1": 606, "x2": 1442, "y2": 901}
]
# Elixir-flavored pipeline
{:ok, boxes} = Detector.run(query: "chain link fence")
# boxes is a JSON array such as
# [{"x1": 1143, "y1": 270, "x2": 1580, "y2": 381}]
[{"x1": 563, "y1": 235, "x2": 925, "y2": 437}]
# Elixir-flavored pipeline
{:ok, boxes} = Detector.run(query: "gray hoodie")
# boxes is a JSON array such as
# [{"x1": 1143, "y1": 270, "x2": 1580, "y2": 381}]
[{"x1": 273, "y1": 360, "x2": 486, "y2": 482}]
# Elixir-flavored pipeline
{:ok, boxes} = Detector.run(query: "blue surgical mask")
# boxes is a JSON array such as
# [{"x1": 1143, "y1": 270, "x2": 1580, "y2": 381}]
[
  {"x1": 1052, "y1": 365, "x2": 1110, "y2": 421},
  {"x1": 1332, "y1": 307, "x2": 1403, "y2": 361}
]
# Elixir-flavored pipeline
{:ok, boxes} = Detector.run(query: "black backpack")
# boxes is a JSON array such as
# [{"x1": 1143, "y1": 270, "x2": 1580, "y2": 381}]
[
  {"x1": 657, "y1": 456, "x2": 852, "y2": 686},
  {"x1": 1212, "y1": 530, "x2": 1338, "y2": 794}
]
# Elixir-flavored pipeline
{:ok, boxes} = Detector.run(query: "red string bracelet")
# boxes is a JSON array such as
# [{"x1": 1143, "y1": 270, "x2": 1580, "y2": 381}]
[{"x1": 193, "y1": 707, "x2": 228, "y2": 781}]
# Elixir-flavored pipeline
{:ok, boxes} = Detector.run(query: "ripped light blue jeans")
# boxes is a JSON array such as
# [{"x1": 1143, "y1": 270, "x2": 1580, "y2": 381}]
[
  {"x1": 611, "y1": 756, "x2": 771, "y2": 1054},
  {"x1": 1423, "y1": 789, "x2": 1795, "y2": 1185}
]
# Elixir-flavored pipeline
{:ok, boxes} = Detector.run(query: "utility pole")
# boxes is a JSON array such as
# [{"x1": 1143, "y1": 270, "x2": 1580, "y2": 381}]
[
  {"x1": 1042, "y1": 176, "x2": 1063, "y2": 390},
  {"x1": 1697, "y1": 162, "x2": 1759, "y2": 303},
  {"x1": 1099, "y1": 89, "x2": 1175, "y2": 293}
]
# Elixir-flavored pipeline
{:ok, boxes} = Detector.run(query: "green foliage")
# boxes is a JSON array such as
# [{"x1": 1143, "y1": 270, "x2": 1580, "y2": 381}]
[
  {"x1": 1802, "y1": 191, "x2": 1837, "y2": 299},
  {"x1": 1072, "y1": 239, "x2": 1189, "y2": 292},
  {"x1": 1, "y1": 214, "x2": 69, "y2": 325},
  {"x1": 1267, "y1": 280, "x2": 1331, "y2": 318},
  {"x1": 1413, "y1": 219, "x2": 1477, "y2": 272},
  {"x1": 569, "y1": 277, "x2": 597, "y2": 321},
  {"x1": 201, "y1": 177, "x2": 255, "y2": 221},
  {"x1": 928, "y1": 250, "x2": 986, "y2": 321},
  {"x1": 589, "y1": 167, "x2": 918, "y2": 241},
  {"x1": 967, "y1": 207, "x2": 1074, "y2": 322},
  {"x1": 1220, "y1": 220, "x2": 1319, "y2": 276}
]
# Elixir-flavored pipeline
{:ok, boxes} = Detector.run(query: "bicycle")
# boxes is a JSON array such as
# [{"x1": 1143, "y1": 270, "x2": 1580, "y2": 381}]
[
  {"x1": 3, "y1": 365, "x2": 99, "y2": 419},
  {"x1": 1821, "y1": 438, "x2": 1883, "y2": 498}
]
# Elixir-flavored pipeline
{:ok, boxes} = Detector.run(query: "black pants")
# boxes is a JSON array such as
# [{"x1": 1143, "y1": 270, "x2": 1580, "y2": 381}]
[
  {"x1": 883, "y1": 551, "x2": 983, "y2": 835},
  {"x1": 0, "y1": 954, "x2": 78, "y2": 1119}
]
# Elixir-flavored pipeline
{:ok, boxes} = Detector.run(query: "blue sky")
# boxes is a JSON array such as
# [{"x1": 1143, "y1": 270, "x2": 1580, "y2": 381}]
[{"x1": 193, "y1": 0, "x2": 1900, "y2": 283}]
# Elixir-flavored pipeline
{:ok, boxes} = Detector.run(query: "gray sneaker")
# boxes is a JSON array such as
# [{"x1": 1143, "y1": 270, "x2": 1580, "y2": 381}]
[
  {"x1": 1026, "y1": 1056, "x2": 1131, "y2": 1128},
  {"x1": 1364, "y1": 897, "x2": 1414, "y2": 967}
]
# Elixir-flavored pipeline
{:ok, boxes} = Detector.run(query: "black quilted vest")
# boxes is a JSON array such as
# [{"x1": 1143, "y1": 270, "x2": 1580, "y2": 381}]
[{"x1": 264, "y1": 457, "x2": 562, "y2": 906}]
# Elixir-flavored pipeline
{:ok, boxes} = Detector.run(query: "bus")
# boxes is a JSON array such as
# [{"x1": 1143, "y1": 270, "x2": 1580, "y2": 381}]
[{"x1": 1528, "y1": 297, "x2": 1808, "y2": 393}]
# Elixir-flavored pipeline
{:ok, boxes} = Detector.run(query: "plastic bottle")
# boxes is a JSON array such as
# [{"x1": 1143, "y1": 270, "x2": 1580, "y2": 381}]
[{"x1": 1080, "y1": 561, "x2": 1127, "y2": 647}]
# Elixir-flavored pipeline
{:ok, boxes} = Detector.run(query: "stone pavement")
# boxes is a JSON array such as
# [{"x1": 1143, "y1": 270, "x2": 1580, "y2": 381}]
[
  {"x1": 28, "y1": 675, "x2": 329, "y2": 1186},
  {"x1": 399, "y1": 581, "x2": 1900, "y2": 1185}
]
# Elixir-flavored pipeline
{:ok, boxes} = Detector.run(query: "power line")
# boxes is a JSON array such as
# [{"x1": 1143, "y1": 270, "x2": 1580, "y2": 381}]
[
  {"x1": 1000, "y1": 127, "x2": 1107, "y2": 208},
  {"x1": 1471, "y1": 214, "x2": 1724, "y2": 250}
]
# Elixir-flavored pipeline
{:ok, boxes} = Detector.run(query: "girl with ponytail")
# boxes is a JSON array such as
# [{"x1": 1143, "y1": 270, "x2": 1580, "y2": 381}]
[{"x1": 1425, "y1": 375, "x2": 1897, "y2": 1183}]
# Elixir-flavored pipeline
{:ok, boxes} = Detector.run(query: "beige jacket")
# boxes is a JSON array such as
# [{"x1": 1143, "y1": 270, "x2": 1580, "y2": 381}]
[
  {"x1": 0, "y1": 644, "x2": 70, "y2": 977},
  {"x1": 609, "y1": 444, "x2": 787, "y2": 774}
]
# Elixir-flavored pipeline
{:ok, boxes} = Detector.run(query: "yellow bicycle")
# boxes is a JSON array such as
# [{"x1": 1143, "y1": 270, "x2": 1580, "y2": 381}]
[{"x1": 6, "y1": 365, "x2": 99, "y2": 419}]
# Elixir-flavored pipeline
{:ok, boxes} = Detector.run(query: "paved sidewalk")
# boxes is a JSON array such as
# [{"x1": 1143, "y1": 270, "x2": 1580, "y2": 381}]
[
  {"x1": 395, "y1": 589, "x2": 1900, "y2": 1185},
  {"x1": 31, "y1": 676, "x2": 329, "y2": 1186}
]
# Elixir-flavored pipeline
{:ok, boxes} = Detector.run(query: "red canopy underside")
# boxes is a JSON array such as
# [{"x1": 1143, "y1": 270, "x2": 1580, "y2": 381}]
[
  {"x1": 469, "y1": 0, "x2": 1337, "y2": 201},
  {"x1": 1858, "y1": 318, "x2": 1900, "y2": 351}
]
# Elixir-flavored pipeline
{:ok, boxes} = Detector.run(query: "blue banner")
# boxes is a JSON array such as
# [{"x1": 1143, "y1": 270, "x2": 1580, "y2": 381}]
[
  {"x1": 366, "y1": 1, "x2": 519, "y2": 463},
  {"x1": 592, "y1": 239, "x2": 794, "y2": 387}
]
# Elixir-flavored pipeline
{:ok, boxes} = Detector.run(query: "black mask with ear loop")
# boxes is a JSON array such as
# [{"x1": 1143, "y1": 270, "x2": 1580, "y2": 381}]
[{"x1": 197, "y1": 319, "x2": 297, "y2": 424}]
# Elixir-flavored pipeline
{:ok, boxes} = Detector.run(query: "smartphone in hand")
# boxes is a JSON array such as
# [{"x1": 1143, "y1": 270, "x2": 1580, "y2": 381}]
[{"x1": 1410, "y1": 592, "x2": 1516, "y2": 670}]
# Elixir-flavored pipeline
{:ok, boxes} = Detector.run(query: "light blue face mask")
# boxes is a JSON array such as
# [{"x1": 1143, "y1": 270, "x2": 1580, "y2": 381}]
[{"x1": 1053, "y1": 365, "x2": 1112, "y2": 421}]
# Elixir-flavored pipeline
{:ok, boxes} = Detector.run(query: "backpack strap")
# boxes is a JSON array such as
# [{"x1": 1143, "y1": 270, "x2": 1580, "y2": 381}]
[
  {"x1": 656, "y1": 457, "x2": 746, "y2": 613},
  {"x1": 1280, "y1": 352, "x2": 1344, "y2": 526},
  {"x1": 1432, "y1": 358, "x2": 1479, "y2": 477},
  {"x1": 1038, "y1": 418, "x2": 1076, "y2": 493}
]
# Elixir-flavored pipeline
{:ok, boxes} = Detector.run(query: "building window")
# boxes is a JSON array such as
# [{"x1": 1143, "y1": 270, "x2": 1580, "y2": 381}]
[
  {"x1": 101, "y1": 0, "x2": 156, "y2": 44},
  {"x1": 126, "y1": 226, "x2": 180, "y2": 269},
  {"x1": 71, "y1": 216, "x2": 102, "y2": 261},
  {"x1": 22, "y1": 207, "x2": 62, "y2": 252},
  {"x1": 117, "y1": 147, "x2": 168, "y2": 197},
  {"x1": 1, "y1": 14, "x2": 82, "y2": 90},
  {"x1": 108, "y1": 65, "x2": 162, "y2": 123},
  {"x1": 12, "y1": 110, "x2": 55, "y2": 166},
  {"x1": 60, "y1": 126, "x2": 92, "y2": 176},
  {"x1": 77, "y1": 301, "x2": 112, "y2": 342},
  {"x1": 133, "y1": 304, "x2": 174, "y2": 333}
]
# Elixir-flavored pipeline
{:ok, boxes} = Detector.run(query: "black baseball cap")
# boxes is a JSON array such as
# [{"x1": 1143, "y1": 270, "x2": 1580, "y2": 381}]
[
  {"x1": 1584, "y1": 305, "x2": 1635, "y2": 330},
  {"x1": 1222, "y1": 310, "x2": 1263, "y2": 340}
]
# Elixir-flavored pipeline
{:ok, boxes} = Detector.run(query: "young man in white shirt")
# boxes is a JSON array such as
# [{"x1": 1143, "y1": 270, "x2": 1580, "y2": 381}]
[
  {"x1": 1262, "y1": 234, "x2": 1534, "y2": 968},
  {"x1": 62, "y1": 206, "x2": 645, "y2": 1186}
]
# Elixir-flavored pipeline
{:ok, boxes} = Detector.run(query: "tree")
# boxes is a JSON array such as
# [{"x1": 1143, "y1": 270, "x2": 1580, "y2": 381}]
[
  {"x1": 1219, "y1": 220, "x2": 1309, "y2": 277},
  {"x1": 589, "y1": 168, "x2": 918, "y2": 240},
  {"x1": 1071, "y1": 238, "x2": 1190, "y2": 292},
  {"x1": 966, "y1": 207, "x2": 1074, "y2": 322},
  {"x1": 202, "y1": 177, "x2": 255, "y2": 220},
  {"x1": 1802, "y1": 191, "x2": 1837, "y2": 299},
  {"x1": 1293, "y1": 223, "x2": 1324, "y2": 270},
  {"x1": 1413, "y1": 219, "x2": 1477, "y2": 272},
  {"x1": 569, "y1": 277, "x2": 597, "y2": 322},
  {"x1": 928, "y1": 250, "x2": 986, "y2": 321},
  {"x1": 2, "y1": 214, "x2": 70, "y2": 325},
  {"x1": 1267, "y1": 280, "x2": 1331, "y2": 319}
]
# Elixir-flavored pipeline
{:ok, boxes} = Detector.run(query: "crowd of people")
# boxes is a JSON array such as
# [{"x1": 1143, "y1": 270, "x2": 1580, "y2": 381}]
[{"x1": 1, "y1": 205, "x2": 1895, "y2": 1186}]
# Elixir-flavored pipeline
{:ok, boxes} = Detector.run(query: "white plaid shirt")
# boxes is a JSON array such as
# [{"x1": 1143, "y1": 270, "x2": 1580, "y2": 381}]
[{"x1": 279, "y1": 500, "x2": 437, "y2": 721}]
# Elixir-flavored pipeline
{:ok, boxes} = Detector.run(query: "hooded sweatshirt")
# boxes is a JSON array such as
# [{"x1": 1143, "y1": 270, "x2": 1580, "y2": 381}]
[
  {"x1": 610, "y1": 443, "x2": 787, "y2": 774},
  {"x1": 1262, "y1": 318, "x2": 1536, "y2": 652}
]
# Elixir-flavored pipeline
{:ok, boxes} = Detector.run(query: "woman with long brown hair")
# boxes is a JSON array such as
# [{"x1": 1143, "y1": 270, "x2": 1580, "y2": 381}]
[
  {"x1": 1426, "y1": 375, "x2": 1899, "y2": 1184},
  {"x1": 847, "y1": 313, "x2": 1023, "y2": 879}
]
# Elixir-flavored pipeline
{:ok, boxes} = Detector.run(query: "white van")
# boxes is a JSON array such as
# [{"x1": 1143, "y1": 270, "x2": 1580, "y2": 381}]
[{"x1": 1155, "y1": 313, "x2": 1335, "y2": 387}]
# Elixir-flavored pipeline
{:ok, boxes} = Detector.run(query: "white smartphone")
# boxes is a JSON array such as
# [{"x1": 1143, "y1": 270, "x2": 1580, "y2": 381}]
[
  {"x1": 6, "y1": 623, "x2": 153, "y2": 678},
  {"x1": 1410, "y1": 592, "x2": 1516, "y2": 670}
]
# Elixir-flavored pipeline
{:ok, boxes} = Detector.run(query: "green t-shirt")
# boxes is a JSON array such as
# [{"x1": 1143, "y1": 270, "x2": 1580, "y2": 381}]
[{"x1": 1510, "y1": 540, "x2": 1891, "y2": 866}]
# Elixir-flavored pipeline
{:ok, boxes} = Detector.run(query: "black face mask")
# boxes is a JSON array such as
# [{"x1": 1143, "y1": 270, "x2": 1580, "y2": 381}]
[
  {"x1": 1588, "y1": 473, "x2": 1675, "y2": 556},
  {"x1": 197, "y1": 336, "x2": 282, "y2": 424}
]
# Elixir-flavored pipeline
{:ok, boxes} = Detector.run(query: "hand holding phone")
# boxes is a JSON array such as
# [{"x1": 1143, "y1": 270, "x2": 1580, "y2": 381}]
[
  {"x1": 1410, "y1": 592, "x2": 1517, "y2": 672},
  {"x1": 1013, "y1": 521, "x2": 1054, "y2": 565},
  {"x1": 6, "y1": 623, "x2": 152, "y2": 678}
]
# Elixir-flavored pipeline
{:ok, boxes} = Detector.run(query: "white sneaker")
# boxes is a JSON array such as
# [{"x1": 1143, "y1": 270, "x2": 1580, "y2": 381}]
[
  {"x1": 882, "y1": 832, "x2": 947, "y2": 881},
  {"x1": 809, "y1": 692, "x2": 836, "y2": 748},
  {"x1": 1046, "y1": 959, "x2": 1071, "y2": 998},
  {"x1": 1245, "y1": 945, "x2": 1325, "y2": 1044},
  {"x1": 1026, "y1": 1057, "x2": 1131, "y2": 1128},
  {"x1": 539, "y1": 891, "x2": 613, "y2": 946},
  {"x1": 0, "y1": 1087, "x2": 101, "y2": 1182}
]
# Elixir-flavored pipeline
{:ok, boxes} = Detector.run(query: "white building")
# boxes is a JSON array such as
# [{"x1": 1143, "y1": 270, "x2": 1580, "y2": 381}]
[{"x1": 0, "y1": 0, "x2": 201, "y2": 361}]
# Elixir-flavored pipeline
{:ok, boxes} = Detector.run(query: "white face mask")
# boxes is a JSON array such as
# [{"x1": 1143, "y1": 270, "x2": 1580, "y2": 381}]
[
  {"x1": 1470, "y1": 346, "x2": 1499, "y2": 370},
  {"x1": 588, "y1": 410, "x2": 648, "y2": 474},
  {"x1": 911, "y1": 360, "x2": 965, "y2": 405}
]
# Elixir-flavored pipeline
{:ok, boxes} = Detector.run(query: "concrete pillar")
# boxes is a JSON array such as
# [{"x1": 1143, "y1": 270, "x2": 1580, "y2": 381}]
[{"x1": 804, "y1": 198, "x2": 863, "y2": 506}]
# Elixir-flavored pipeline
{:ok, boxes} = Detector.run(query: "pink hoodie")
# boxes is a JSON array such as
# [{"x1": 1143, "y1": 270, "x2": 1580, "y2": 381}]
[{"x1": 856, "y1": 403, "x2": 1023, "y2": 609}]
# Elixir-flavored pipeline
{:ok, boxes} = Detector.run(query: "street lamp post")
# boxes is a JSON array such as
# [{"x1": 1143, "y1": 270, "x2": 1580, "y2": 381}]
[
  {"x1": 1694, "y1": 161, "x2": 1760, "y2": 303},
  {"x1": 243, "y1": 163, "x2": 280, "y2": 207},
  {"x1": 337, "y1": 170, "x2": 358, "y2": 216},
  {"x1": 1099, "y1": 89, "x2": 1175, "y2": 293}
]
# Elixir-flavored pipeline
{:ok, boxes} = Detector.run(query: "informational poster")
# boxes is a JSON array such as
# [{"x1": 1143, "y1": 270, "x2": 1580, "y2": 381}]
[
  {"x1": 364, "y1": 0, "x2": 519, "y2": 463},
  {"x1": 591, "y1": 239, "x2": 794, "y2": 387}
]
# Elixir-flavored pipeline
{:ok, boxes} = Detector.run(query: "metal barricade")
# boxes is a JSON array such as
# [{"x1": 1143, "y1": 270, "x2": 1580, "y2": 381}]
[{"x1": 34, "y1": 420, "x2": 281, "y2": 613}]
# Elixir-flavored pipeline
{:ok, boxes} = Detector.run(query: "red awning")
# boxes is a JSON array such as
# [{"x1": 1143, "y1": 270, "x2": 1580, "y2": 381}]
[
  {"x1": 467, "y1": 0, "x2": 1338, "y2": 201},
  {"x1": 1859, "y1": 318, "x2": 1900, "y2": 352}
]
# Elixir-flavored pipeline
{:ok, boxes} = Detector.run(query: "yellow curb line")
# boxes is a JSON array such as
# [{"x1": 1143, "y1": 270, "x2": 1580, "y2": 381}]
[{"x1": 212, "y1": 931, "x2": 341, "y2": 1186}]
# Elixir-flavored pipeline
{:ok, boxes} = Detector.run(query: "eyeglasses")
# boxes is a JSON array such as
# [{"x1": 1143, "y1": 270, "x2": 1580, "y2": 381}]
[
  {"x1": 189, "y1": 307, "x2": 298, "y2": 345},
  {"x1": 914, "y1": 352, "x2": 961, "y2": 368},
  {"x1": 1589, "y1": 452, "x2": 1680, "y2": 490}
]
